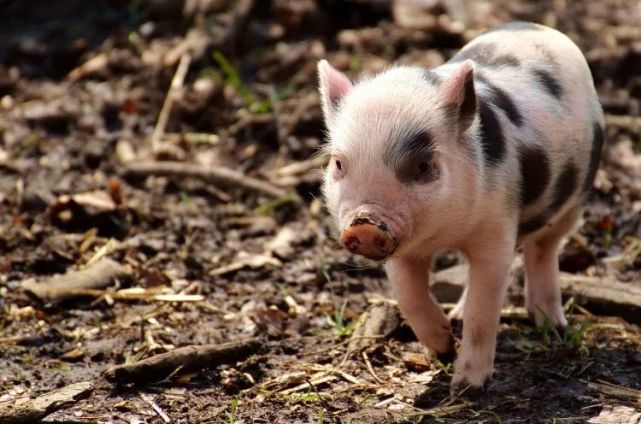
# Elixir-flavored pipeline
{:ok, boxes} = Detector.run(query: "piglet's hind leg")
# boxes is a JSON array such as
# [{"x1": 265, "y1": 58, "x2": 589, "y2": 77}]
[{"x1": 523, "y1": 205, "x2": 582, "y2": 328}]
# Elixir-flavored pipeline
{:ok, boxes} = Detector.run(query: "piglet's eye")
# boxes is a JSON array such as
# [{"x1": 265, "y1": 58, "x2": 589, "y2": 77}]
[
  {"x1": 417, "y1": 160, "x2": 429, "y2": 176},
  {"x1": 332, "y1": 158, "x2": 346, "y2": 180},
  {"x1": 414, "y1": 158, "x2": 439, "y2": 182}
]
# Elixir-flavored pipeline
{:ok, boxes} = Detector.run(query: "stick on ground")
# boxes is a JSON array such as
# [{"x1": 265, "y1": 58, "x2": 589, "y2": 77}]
[
  {"x1": 151, "y1": 53, "x2": 191, "y2": 153},
  {"x1": 103, "y1": 338, "x2": 261, "y2": 385},
  {"x1": 21, "y1": 257, "x2": 131, "y2": 302},
  {"x1": 0, "y1": 381, "x2": 93, "y2": 424},
  {"x1": 431, "y1": 261, "x2": 641, "y2": 324},
  {"x1": 124, "y1": 160, "x2": 291, "y2": 199}
]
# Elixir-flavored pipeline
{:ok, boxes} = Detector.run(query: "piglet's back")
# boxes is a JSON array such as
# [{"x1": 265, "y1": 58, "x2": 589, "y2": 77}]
[{"x1": 438, "y1": 22, "x2": 604, "y2": 238}]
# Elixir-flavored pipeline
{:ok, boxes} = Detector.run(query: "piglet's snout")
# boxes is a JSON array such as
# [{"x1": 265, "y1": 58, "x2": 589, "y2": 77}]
[{"x1": 340, "y1": 212, "x2": 398, "y2": 260}]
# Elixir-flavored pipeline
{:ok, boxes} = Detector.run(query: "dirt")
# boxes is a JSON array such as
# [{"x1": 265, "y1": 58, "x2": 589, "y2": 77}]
[{"x1": 1, "y1": 0, "x2": 641, "y2": 423}]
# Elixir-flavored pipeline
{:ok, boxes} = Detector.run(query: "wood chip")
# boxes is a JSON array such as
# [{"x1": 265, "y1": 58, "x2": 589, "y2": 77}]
[
  {"x1": 349, "y1": 301, "x2": 401, "y2": 350},
  {"x1": 588, "y1": 405, "x2": 641, "y2": 423},
  {"x1": 21, "y1": 258, "x2": 131, "y2": 302},
  {"x1": 67, "y1": 53, "x2": 108, "y2": 81},
  {"x1": 0, "y1": 381, "x2": 93, "y2": 424}
]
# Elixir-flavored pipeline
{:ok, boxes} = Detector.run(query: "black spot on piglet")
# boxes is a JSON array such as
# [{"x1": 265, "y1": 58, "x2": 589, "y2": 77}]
[
  {"x1": 518, "y1": 214, "x2": 550, "y2": 236},
  {"x1": 384, "y1": 130, "x2": 438, "y2": 184},
  {"x1": 478, "y1": 75, "x2": 523, "y2": 127},
  {"x1": 533, "y1": 69, "x2": 563, "y2": 99},
  {"x1": 423, "y1": 70, "x2": 441, "y2": 86},
  {"x1": 550, "y1": 160, "x2": 579, "y2": 213},
  {"x1": 583, "y1": 122, "x2": 605, "y2": 193},
  {"x1": 519, "y1": 146, "x2": 550, "y2": 206},
  {"x1": 478, "y1": 100, "x2": 505, "y2": 166},
  {"x1": 450, "y1": 42, "x2": 520, "y2": 68}
]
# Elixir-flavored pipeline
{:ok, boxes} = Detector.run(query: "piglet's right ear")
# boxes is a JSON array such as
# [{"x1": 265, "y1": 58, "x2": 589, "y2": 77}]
[
  {"x1": 318, "y1": 60, "x2": 352, "y2": 125},
  {"x1": 440, "y1": 60, "x2": 477, "y2": 132}
]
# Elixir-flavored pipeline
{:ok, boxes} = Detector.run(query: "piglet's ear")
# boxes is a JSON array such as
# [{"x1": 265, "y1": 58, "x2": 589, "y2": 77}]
[
  {"x1": 440, "y1": 60, "x2": 477, "y2": 132},
  {"x1": 318, "y1": 60, "x2": 352, "y2": 125}
]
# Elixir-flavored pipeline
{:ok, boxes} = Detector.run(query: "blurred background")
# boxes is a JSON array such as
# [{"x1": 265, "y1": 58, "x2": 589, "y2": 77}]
[{"x1": 1, "y1": 1, "x2": 640, "y2": 422}]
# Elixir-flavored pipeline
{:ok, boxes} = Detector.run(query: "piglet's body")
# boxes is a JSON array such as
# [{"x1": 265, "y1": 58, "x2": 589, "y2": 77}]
[{"x1": 319, "y1": 22, "x2": 604, "y2": 391}]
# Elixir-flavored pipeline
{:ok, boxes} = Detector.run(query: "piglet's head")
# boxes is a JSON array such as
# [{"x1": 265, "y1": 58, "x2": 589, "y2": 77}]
[{"x1": 318, "y1": 59, "x2": 478, "y2": 261}]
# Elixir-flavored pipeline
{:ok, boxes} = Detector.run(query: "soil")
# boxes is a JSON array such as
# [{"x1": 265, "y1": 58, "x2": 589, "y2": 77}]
[{"x1": 1, "y1": 0, "x2": 641, "y2": 423}]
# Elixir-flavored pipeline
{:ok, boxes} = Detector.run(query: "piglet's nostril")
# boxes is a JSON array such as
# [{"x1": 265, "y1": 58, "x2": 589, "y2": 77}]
[{"x1": 344, "y1": 236, "x2": 361, "y2": 253}]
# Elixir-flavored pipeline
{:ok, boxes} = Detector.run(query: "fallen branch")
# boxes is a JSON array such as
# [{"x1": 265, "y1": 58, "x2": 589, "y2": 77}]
[
  {"x1": 103, "y1": 338, "x2": 261, "y2": 385},
  {"x1": 558, "y1": 273, "x2": 641, "y2": 323},
  {"x1": 21, "y1": 258, "x2": 131, "y2": 302},
  {"x1": 0, "y1": 381, "x2": 93, "y2": 424},
  {"x1": 124, "y1": 160, "x2": 290, "y2": 199},
  {"x1": 22, "y1": 287, "x2": 204, "y2": 303},
  {"x1": 430, "y1": 261, "x2": 641, "y2": 324}
]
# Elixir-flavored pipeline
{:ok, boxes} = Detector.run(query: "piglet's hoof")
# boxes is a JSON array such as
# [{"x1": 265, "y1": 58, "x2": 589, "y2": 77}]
[
  {"x1": 450, "y1": 379, "x2": 490, "y2": 400},
  {"x1": 340, "y1": 214, "x2": 398, "y2": 260},
  {"x1": 434, "y1": 336, "x2": 457, "y2": 365}
]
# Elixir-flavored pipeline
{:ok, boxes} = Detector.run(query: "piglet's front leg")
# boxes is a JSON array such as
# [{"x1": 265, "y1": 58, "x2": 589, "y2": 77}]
[
  {"x1": 451, "y1": 236, "x2": 515, "y2": 393},
  {"x1": 385, "y1": 258, "x2": 455, "y2": 362}
]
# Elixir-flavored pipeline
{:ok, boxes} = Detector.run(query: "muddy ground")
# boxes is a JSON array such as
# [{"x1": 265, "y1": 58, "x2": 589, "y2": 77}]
[{"x1": 1, "y1": 0, "x2": 641, "y2": 423}]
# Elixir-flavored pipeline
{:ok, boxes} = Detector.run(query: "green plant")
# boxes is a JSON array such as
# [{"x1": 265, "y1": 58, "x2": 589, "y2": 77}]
[
  {"x1": 213, "y1": 51, "x2": 253, "y2": 105},
  {"x1": 180, "y1": 191, "x2": 193, "y2": 204},
  {"x1": 319, "y1": 263, "x2": 331, "y2": 284},
  {"x1": 538, "y1": 307, "x2": 588, "y2": 351},
  {"x1": 288, "y1": 391, "x2": 322, "y2": 405},
  {"x1": 474, "y1": 409, "x2": 502, "y2": 424},
  {"x1": 327, "y1": 300, "x2": 359, "y2": 339},
  {"x1": 21, "y1": 352, "x2": 33, "y2": 363},
  {"x1": 223, "y1": 398, "x2": 238, "y2": 424},
  {"x1": 254, "y1": 193, "x2": 297, "y2": 215},
  {"x1": 212, "y1": 52, "x2": 293, "y2": 114},
  {"x1": 124, "y1": 350, "x2": 145, "y2": 364}
]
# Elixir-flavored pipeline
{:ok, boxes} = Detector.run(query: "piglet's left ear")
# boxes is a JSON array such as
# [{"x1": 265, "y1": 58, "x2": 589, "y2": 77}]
[
  {"x1": 440, "y1": 60, "x2": 477, "y2": 132},
  {"x1": 318, "y1": 60, "x2": 352, "y2": 126}
]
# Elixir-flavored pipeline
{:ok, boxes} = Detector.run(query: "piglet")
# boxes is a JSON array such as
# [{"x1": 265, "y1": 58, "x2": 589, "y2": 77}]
[{"x1": 318, "y1": 21, "x2": 604, "y2": 391}]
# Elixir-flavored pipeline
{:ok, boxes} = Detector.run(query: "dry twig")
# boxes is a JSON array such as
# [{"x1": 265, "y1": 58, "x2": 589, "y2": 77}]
[
  {"x1": 124, "y1": 160, "x2": 291, "y2": 199},
  {"x1": 140, "y1": 393, "x2": 171, "y2": 423},
  {"x1": 151, "y1": 53, "x2": 191, "y2": 153},
  {"x1": 271, "y1": 154, "x2": 328, "y2": 179},
  {"x1": 103, "y1": 339, "x2": 260, "y2": 385}
]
